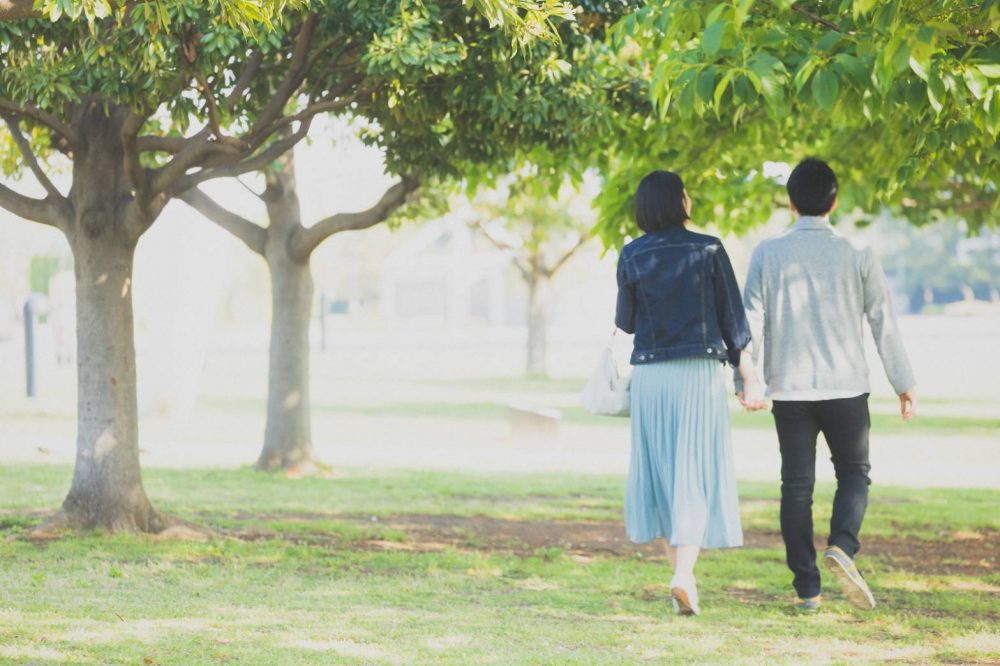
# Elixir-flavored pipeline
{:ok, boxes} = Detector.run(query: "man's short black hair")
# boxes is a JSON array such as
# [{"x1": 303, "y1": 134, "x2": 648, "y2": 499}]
[
  {"x1": 635, "y1": 170, "x2": 689, "y2": 232},
  {"x1": 786, "y1": 158, "x2": 838, "y2": 216}
]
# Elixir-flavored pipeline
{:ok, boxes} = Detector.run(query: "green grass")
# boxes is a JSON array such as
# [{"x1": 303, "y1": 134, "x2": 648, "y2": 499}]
[
  {"x1": 194, "y1": 394, "x2": 1000, "y2": 437},
  {"x1": 1, "y1": 465, "x2": 998, "y2": 665}
]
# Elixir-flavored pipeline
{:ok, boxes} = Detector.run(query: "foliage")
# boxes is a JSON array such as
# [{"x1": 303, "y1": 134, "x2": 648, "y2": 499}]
[
  {"x1": 0, "y1": 0, "x2": 636, "y2": 204},
  {"x1": 873, "y1": 214, "x2": 1000, "y2": 311},
  {"x1": 466, "y1": 167, "x2": 597, "y2": 281},
  {"x1": 28, "y1": 0, "x2": 307, "y2": 34},
  {"x1": 18, "y1": 0, "x2": 579, "y2": 45},
  {"x1": 596, "y1": 0, "x2": 1000, "y2": 246}
]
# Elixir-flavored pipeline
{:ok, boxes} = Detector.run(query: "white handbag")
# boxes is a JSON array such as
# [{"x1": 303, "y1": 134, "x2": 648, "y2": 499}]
[{"x1": 581, "y1": 332, "x2": 631, "y2": 417}]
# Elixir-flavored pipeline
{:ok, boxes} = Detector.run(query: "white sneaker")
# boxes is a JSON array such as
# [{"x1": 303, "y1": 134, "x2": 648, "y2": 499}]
[{"x1": 670, "y1": 575, "x2": 701, "y2": 616}]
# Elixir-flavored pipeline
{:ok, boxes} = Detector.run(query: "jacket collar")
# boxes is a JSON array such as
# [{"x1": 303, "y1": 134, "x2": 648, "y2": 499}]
[{"x1": 791, "y1": 215, "x2": 833, "y2": 230}]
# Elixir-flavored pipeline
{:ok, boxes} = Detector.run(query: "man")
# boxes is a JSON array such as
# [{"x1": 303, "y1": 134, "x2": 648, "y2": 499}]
[{"x1": 735, "y1": 158, "x2": 917, "y2": 612}]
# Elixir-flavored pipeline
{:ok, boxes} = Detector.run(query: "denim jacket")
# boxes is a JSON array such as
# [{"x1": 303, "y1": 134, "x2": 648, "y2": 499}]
[{"x1": 615, "y1": 226, "x2": 751, "y2": 367}]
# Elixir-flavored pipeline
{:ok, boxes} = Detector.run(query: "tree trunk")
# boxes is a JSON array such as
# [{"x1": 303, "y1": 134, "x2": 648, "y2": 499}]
[
  {"x1": 526, "y1": 271, "x2": 548, "y2": 376},
  {"x1": 255, "y1": 157, "x2": 316, "y2": 471},
  {"x1": 37, "y1": 106, "x2": 169, "y2": 534}
]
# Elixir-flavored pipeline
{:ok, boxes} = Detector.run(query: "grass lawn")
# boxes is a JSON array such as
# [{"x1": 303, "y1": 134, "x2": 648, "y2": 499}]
[{"x1": 1, "y1": 465, "x2": 998, "y2": 665}]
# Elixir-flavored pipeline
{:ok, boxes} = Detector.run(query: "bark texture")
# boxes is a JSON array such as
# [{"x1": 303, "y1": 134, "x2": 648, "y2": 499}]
[
  {"x1": 526, "y1": 268, "x2": 548, "y2": 376},
  {"x1": 40, "y1": 106, "x2": 170, "y2": 534},
  {"x1": 180, "y1": 153, "x2": 416, "y2": 472},
  {"x1": 256, "y1": 158, "x2": 315, "y2": 471}
]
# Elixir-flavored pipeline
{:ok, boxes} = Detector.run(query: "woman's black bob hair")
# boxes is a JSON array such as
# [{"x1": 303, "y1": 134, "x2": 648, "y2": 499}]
[{"x1": 635, "y1": 170, "x2": 689, "y2": 232}]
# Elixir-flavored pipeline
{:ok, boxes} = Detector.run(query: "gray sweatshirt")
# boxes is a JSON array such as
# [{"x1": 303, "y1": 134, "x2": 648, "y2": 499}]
[{"x1": 735, "y1": 216, "x2": 916, "y2": 397}]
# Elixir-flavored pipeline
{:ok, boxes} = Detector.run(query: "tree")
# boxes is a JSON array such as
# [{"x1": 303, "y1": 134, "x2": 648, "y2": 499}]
[
  {"x1": 175, "y1": 2, "x2": 633, "y2": 471},
  {"x1": 0, "y1": 0, "x2": 619, "y2": 532},
  {"x1": 468, "y1": 171, "x2": 594, "y2": 375},
  {"x1": 594, "y1": 0, "x2": 1000, "y2": 245},
  {"x1": 869, "y1": 214, "x2": 1000, "y2": 312},
  {"x1": 179, "y1": 152, "x2": 417, "y2": 472}
]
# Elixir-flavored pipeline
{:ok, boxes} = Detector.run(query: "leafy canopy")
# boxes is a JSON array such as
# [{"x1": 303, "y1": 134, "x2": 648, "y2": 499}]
[
  {"x1": 595, "y1": 0, "x2": 1000, "y2": 246},
  {"x1": 20, "y1": 0, "x2": 579, "y2": 47},
  {"x1": 0, "y1": 0, "x2": 633, "y2": 232}
]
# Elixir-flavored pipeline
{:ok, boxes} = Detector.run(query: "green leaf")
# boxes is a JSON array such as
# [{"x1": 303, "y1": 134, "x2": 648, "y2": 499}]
[
  {"x1": 792, "y1": 55, "x2": 818, "y2": 92},
  {"x1": 904, "y1": 79, "x2": 926, "y2": 110},
  {"x1": 908, "y1": 54, "x2": 929, "y2": 82},
  {"x1": 758, "y1": 72, "x2": 785, "y2": 109},
  {"x1": 927, "y1": 71, "x2": 946, "y2": 113},
  {"x1": 852, "y1": 0, "x2": 877, "y2": 17},
  {"x1": 976, "y1": 63, "x2": 1000, "y2": 79},
  {"x1": 811, "y1": 69, "x2": 839, "y2": 110},
  {"x1": 816, "y1": 31, "x2": 842, "y2": 53},
  {"x1": 701, "y1": 19, "x2": 725, "y2": 55},
  {"x1": 713, "y1": 69, "x2": 735, "y2": 109},
  {"x1": 831, "y1": 53, "x2": 869, "y2": 86},
  {"x1": 734, "y1": 0, "x2": 754, "y2": 26},
  {"x1": 963, "y1": 67, "x2": 989, "y2": 100},
  {"x1": 696, "y1": 67, "x2": 717, "y2": 105}
]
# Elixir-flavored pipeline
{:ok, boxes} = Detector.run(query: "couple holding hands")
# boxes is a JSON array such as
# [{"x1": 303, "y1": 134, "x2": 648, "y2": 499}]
[{"x1": 614, "y1": 159, "x2": 916, "y2": 615}]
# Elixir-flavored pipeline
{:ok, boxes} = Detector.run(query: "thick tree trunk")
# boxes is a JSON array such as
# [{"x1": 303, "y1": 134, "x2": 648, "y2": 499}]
[
  {"x1": 255, "y1": 158, "x2": 316, "y2": 471},
  {"x1": 526, "y1": 272, "x2": 548, "y2": 376},
  {"x1": 36, "y1": 107, "x2": 170, "y2": 534}
]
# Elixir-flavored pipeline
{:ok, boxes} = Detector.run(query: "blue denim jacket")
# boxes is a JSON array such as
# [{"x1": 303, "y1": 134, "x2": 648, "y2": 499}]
[{"x1": 615, "y1": 226, "x2": 751, "y2": 367}]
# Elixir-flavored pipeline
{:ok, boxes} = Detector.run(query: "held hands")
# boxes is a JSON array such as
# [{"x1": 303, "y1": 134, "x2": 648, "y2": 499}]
[
  {"x1": 899, "y1": 390, "x2": 917, "y2": 421},
  {"x1": 738, "y1": 376, "x2": 768, "y2": 412},
  {"x1": 735, "y1": 349, "x2": 768, "y2": 412}
]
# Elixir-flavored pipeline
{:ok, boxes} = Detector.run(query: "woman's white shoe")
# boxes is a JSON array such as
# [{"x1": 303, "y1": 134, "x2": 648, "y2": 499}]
[{"x1": 670, "y1": 576, "x2": 701, "y2": 616}]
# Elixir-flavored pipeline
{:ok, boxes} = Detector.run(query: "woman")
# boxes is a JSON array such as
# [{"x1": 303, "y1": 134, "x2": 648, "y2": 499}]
[{"x1": 615, "y1": 170, "x2": 765, "y2": 616}]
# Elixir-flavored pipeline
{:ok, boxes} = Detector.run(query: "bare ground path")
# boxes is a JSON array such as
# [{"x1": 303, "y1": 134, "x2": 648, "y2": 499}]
[{"x1": 201, "y1": 511, "x2": 1000, "y2": 579}]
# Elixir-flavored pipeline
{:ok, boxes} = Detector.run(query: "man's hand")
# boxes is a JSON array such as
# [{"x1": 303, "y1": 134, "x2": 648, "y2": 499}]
[
  {"x1": 738, "y1": 377, "x2": 768, "y2": 412},
  {"x1": 899, "y1": 390, "x2": 916, "y2": 421},
  {"x1": 737, "y1": 391, "x2": 767, "y2": 411}
]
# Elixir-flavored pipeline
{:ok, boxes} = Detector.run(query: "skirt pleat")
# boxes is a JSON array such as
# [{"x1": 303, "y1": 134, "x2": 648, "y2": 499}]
[{"x1": 624, "y1": 357, "x2": 743, "y2": 548}]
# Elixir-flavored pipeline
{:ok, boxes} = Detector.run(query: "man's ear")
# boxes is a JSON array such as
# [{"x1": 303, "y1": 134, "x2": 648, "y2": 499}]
[
  {"x1": 788, "y1": 196, "x2": 798, "y2": 216},
  {"x1": 829, "y1": 196, "x2": 839, "y2": 214}
]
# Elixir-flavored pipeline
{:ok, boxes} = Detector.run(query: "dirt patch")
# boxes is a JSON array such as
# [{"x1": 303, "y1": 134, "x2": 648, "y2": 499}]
[
  {"x1": 6, "y1": 507, "x2": 996, "y2": 577},
  {"x1": 218, "y1": 513, "x2": 999, "y2": 577}
]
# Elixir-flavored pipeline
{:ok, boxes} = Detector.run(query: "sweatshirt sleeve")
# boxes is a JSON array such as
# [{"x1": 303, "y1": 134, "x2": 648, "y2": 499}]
[
  {"x1": 733, "y1": 245, "x2": 765, "y2": 393},
  {"x1": 712, "y1": 243, "x2": 751, "y2": 368},
  {"x1": 861, "y1": 247, "x2": 916, "y2": 394}
]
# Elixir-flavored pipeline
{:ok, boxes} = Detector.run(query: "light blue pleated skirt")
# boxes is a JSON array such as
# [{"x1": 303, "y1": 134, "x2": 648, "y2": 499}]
[{"x1": 624, "y1": 357, "x2": 743, "y2": 548}]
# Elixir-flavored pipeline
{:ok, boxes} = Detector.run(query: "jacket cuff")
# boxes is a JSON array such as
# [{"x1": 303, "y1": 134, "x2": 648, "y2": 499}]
[{"x1": 726, "y1": 347, "x2": 742, "y2": 368}]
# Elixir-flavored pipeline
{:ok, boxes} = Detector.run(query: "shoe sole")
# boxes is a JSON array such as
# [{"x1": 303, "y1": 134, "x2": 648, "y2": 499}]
[
  {"x1": 823, "y1": 551, "x2": 876, "y2": 610},
  {"x1": 671, "y1": 587, "x2": 699, "y2": 616}
]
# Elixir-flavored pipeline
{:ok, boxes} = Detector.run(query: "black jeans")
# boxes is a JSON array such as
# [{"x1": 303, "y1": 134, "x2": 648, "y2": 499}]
[{"x1": 772, "y1": 394, "x2": 872, "y2": 599}]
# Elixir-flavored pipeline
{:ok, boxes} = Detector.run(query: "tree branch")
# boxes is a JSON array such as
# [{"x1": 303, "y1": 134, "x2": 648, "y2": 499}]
[
  {"x1": 0, "y1": 97, "x2": 79, "y2": 147},
  {"x1": 178, "y1": 187, "x2": 267, "y2": 255},
  {"x1": 147, "y1": 128, "x2": 242, "y2": 195},
  {"x1": 236, "y1": 175, "x2": 267, "y2": 201},
  {"x1": 121, "y1": 109, "x2": 151, "y2": 200},
  {"x1": 761, "y1": 1, "x2": 841, "y2": 32},
  {"x1": 225, "y1": 48, "x2": 264, "y2": 110},
  {"x1": 289, "y1": 176, "x2": 419, "y2": 260},
  {"x1": 258, "y1": 89, "x2": 364, "y2": 137},
  {"x1": 791, "y1": 4, "x2": 841, "y2": 31},
  {"x1": 1, "y1": 112, "x2": 63, "y2": 200},
  {"x1": 250, "y1": 12, "x2": 318, "y2": 137},
  {"x1": 168, "y1": 118, "x2": 312, "y2": 196},
  {"x1": 471, "y1": 222, "x2": 532, "y2": 280},
  {"x1": 545, "y1": 233, "x2": 589, "y2": 278},
  {"x1": 0, "y1": 181, "x2": 66, "y2": 228},
  {"x1": 0, "y1": 0, "x2": 38, "y2": 19},
  {"x1": 136, "y1": 135, "x2": 189, "y2": 153}
]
